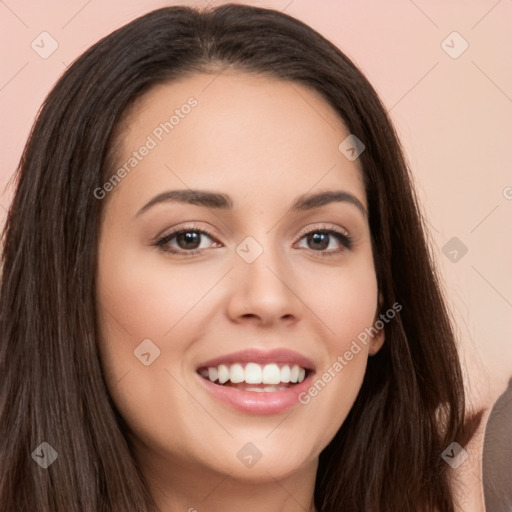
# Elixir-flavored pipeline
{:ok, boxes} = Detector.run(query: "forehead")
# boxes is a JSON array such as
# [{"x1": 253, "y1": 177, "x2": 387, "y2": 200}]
[{"x1": 107, "y1": 70, "x2": 366, "y2": 211}]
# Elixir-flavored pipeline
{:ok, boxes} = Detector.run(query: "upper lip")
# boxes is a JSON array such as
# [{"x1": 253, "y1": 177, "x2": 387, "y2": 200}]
[{"x1": 196, "y1": 348, "x2": 316, "y2": 372}]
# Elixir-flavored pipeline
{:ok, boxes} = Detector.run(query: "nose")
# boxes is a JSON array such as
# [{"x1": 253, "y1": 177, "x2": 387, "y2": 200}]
[{"x1": 225, "y1": 237, "x2": 302, "y2": 327}]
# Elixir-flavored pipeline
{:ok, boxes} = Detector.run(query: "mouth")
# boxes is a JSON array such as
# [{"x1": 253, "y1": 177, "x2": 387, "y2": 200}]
[
  {"x1": 197, "y1": 362, "x2": 312, "y2": 392},
  {"x1": 194, "y1": 348, "x2": 316, "y2": 415}
]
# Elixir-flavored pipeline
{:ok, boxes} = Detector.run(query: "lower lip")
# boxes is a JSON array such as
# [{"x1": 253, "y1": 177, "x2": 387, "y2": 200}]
[{"x1": 196, "y1": 372, "x2": 315, "y2": 415}]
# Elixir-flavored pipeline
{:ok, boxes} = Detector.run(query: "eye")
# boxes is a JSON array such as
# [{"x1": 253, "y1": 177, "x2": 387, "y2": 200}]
[
  {"x1": 155, "y1": 224, "x2": 220, "y2": 256},
  {"x1": 294, "y1": 226, "x2": 353, "y2": 256}
]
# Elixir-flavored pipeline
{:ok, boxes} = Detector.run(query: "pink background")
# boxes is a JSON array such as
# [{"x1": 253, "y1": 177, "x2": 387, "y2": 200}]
[{"x1": 1, "y1": 0, "x2": 511, "y2": 411}]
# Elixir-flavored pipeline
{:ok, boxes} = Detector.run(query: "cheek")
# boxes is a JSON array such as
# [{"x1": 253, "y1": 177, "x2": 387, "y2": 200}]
[
  {"x1": 298, "y1": 253, "x2": 379, "y2": 347},
  {"x1": 95, "y1": 242, "x2": 216, "y2": 446},
  {"x1": 97, "y1": 245, "x2": 218, "y2": 341},
  {"x1": 95, "y1": 235, "x2": 230, "y2": 388},
  {"x1": 294, "y1": 255, "x2": 378, "y2": 436}
]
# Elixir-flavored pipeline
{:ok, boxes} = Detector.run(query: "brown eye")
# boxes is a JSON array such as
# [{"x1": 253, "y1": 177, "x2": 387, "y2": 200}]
[
  {"x1": 295, "y1": 227, "x2": 353, "y2": 256},
  {"x1": 156, "y1": 226, "x2": 219, "y2": 255},
  {"x1": 175, "y1": 231, "x2": 202, "y2": 250},
  {"x1": 306, "y1": 232, "x2": 330, "y2": 251}
]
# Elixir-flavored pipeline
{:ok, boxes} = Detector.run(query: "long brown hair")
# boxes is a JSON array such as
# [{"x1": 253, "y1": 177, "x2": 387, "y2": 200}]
[{"x1": 0, "y1": 4, "x2": 479, "y2": 511}]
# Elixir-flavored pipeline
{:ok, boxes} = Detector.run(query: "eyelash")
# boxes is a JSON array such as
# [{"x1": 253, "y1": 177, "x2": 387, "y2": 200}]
[{"x1": 154, "y1": 223, "x2": 353, "y2": 258}]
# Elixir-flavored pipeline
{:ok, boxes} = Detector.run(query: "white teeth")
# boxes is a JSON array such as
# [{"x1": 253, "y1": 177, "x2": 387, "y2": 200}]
[
  {"x1": 218, "y1": 364, "x2": 229, "y2": 384},
  {"x1": 244, "y1": 362, "x2": 262, "y2": 384},
  {"x1": 280, "y1": 365, "x2": 291, "y2": 383},
  {"x1": 245, "y1": 385, "x2": 288, "y2": 392},
  {"x1": 208, "y1": 367, "x2": 218, "y2": 382},
  {"x1": 262, "y1": 363, "x2": 281, "y2": 384},
  {"x1": 289, "y1": 365, "x2": 299, "y2": 383},
  {"x1": 200, "y1": 362, "x2": 308, "y2": 385},
  {"x1": 230, "y1": 363, "x2": 244, "y2": 383}
]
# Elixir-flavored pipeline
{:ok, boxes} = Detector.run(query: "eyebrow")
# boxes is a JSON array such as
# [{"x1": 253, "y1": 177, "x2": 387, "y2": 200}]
[{"x1": 136, "y1": 189, "x2": 367, "y2": 218}]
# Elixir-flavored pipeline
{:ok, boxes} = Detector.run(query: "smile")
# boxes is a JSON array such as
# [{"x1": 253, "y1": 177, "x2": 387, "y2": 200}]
[
  {"x1": 195, "y1": 348, "x2": 316, "y2": 414},
  {"x1": 197, "y1": 362, "x2": 308, "y2": 392}
]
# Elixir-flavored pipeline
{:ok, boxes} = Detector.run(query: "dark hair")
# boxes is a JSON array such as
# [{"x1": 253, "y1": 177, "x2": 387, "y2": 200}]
[{"x1": 0, "y1": 4, "x2": 481, "y2": 511}]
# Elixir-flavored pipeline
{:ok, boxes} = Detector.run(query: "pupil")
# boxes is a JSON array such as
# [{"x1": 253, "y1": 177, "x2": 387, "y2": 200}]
[
  {"x1": 178, "y1": 231, "x2": 200, "y2": 249},
  {"x1": 309, "y1": 232, "x2": 328, "y2": 250}
]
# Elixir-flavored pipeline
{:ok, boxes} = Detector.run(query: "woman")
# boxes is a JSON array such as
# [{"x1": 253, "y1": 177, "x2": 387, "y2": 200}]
[{"x1": 0, "y1": 4, "x2": 482, "y2": 511}]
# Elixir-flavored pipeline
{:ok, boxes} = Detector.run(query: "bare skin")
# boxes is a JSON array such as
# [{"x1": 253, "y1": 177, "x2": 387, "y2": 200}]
[{"x1": 96, "y1": 70, "x2": 385, "y2": 512}]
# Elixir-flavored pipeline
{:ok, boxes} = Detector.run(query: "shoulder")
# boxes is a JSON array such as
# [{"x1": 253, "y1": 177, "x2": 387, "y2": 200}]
[{"x1": 482, "y1": 378, "x2": 512, "y2": 511}]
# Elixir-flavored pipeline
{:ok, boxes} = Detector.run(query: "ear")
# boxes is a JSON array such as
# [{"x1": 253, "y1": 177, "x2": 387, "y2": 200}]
[
  {"x1": 368, "y1": 322, "x2": 385, "y2": 355},
  {"x1": 369, "y1": 292, "x2": 386, "y2": 356}
]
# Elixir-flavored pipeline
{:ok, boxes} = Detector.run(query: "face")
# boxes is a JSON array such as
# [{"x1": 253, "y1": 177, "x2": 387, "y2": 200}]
[{"x1": 96, "y1": 70, "x2": 384, "y2": 488}]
